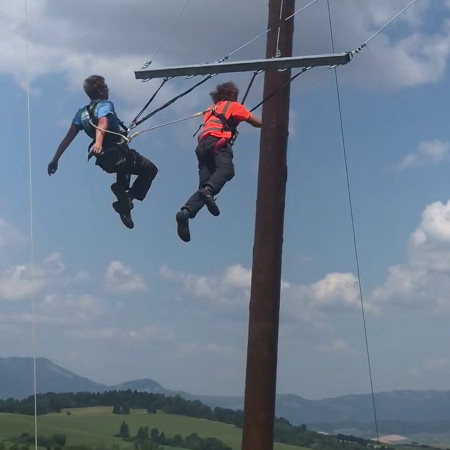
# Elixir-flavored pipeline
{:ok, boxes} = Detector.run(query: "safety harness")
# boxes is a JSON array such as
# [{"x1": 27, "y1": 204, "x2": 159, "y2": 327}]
[
  {"x1": 195, "y1": 101, "x2": 239, "y2": 149},
  {"x1": 85, "y1": 101, "x2": 132, "y2": 174}
]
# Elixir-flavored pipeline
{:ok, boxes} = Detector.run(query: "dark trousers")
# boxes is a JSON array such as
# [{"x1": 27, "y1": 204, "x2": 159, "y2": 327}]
[
  {"x1": 95, "y1": 144, "x2": 158, "y2": 201},
  {"x1": 117, "y1": 149, "x2": 158, "y2": 201},
  {"x1": 184, "y1": 135, "x2": 235, "y2": 218}
]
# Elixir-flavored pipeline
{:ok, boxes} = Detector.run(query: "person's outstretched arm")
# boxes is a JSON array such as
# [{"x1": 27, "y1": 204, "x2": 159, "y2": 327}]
[
  {"x1": 48, "y1": 123, "x2": 79, "y2": 175},
  {"x1": 246, "y1": 113, "x2": 262, "y2": 128}
]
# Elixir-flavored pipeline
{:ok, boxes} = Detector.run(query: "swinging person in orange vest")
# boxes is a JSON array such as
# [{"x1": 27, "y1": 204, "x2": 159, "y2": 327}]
[{"x1": 176, "y1": 81, "x2": 262, "y2": 242}]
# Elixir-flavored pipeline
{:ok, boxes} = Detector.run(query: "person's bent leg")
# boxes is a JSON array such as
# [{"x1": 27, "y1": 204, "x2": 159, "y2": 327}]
[
  {"x1": 194, "y1": 137, "x2": 223, "y2": 216},
  {"x1": 127, "y1": 150, "x2": 158, "y2": 201},
  {"x1": 203, "y1": 144, "x2": 235, "y2": 202},
  {"x1": 111, "y1": 171, "x2": 134, "y2": 229},
  {"x1": 182, "y1": 140, "x2": 215, "y2": 219},
  {"x1": 176, "y1": 208, "x2": 190, "y2": 242},
  {"x1": 175, "y1": 139, "x2": 215, "y2": 242}
]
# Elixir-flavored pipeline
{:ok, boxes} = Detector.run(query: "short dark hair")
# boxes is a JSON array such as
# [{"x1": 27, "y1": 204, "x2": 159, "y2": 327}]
[
  {"x1": 210, "y1": 81, "x2": 239, "y2": 104},
  {"x1": 83, "y1": 75, "x2": 106, "y2": 100}
]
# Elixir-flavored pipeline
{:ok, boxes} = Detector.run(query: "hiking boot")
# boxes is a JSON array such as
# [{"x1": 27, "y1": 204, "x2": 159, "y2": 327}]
[
  {"x1": 111, "y1": 182, "x2": 134, "y2": 213},
  {"x1": 113, "y1": 202, "x2": 134, "y2": 229},
  {"x1": 199, "y1": 187, "x2": 220, "y2": 216},
  {"x1": 176, "y1": 210, "x2": 190, "y2": 242}
]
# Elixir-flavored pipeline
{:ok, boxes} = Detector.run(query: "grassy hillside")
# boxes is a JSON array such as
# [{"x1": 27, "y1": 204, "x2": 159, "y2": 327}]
[{"x1": 0, "y1": 407, "x2": 308, "y2": 450}]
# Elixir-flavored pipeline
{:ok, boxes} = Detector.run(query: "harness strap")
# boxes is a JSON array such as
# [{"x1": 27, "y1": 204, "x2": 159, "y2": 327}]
[
  {"x1": 86, "y1": 101, "x2": 128, "y2": 160},
  {"x1": 214, "y1": 137, "x2": 230, "y2": 154},
  {"x1": 199, "y1": 101, "x2": 238, "y2": 141}
]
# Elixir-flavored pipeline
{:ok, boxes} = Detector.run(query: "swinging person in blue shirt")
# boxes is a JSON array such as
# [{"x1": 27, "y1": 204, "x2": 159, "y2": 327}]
[{"x1": 48, "y1": 75, "x2": 158, "y2": 229}]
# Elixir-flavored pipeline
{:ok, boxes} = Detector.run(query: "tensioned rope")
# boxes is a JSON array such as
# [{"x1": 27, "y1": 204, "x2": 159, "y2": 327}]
[
  {"x1": 131, "y1": 0, "x2": 420, "y2": 134},
  {"x1": 241, "y1": 71, "x2": 262, "y2": 105},
  {"x1": 99, "y1": 0, "x2": 422, "y2": 145},
  {"x1": 326, "y1": 0, "x2": 379, "y2": 440},
  {"x1": 129, "y1": 74, "x2": 213, "y2": 129},
  {"x1": 140, "y1": 0, "x2": 194, "y2": 72},
  {"x1": 325, "y1": 0, "x2": 420, "y2": 441},
  {"x1": 127, "y1": 0, "x2": 314, "y2": 144},
  {"x1": 128, "y1": 0, "x2": 194, "y2": 125},
  {"x1": 350, "y1": 0, "x2": 421, "y2": 56},
  {"x1": 206, "y1": 0, "x2": 321, "y2": 64},
  {"x1": 89, "y1": 110, "x2": 206, "y2": 145},
  {"x1": 24, "y1": 0, "x2": 39, "y2": 449},
  {"x1": 89, "y1": 66, "x2": 313, "y2": 145},
  {"x1": 92, "y1": 67, "x2": 313, "y2": 144},
  {"x1": 129, "y1": 0, "x2": 322, "y2": 131}
]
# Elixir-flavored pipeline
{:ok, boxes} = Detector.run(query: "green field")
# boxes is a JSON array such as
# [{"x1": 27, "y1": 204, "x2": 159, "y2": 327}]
[{"x1": 0, "y1": 407, "x2": 309, "y2": 450}]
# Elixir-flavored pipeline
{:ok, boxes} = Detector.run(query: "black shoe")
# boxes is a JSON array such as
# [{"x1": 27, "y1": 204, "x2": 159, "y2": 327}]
[
  {"x1": 199, "y1": 188, "x2": 220, "y2": 216},
  {"x1": 113, "y1": 202, "x2": 134, "y2": 229},
  {"x1": 176, "y1": 210, "x2": 190, "y2": 242},
  {"x1": 111, "y1": 183, "x2": 134, "y2": 212}
]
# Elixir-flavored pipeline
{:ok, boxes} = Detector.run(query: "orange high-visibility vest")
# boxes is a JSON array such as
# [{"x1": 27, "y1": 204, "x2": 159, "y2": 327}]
[{"x1": 199, "y1": 101, "x2": 233, "y2": 140}]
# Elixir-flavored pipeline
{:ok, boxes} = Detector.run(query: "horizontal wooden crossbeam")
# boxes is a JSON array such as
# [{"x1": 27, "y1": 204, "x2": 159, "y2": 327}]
[{"x1": 134, "y1": 53, "x2": 352, "y2": 80}]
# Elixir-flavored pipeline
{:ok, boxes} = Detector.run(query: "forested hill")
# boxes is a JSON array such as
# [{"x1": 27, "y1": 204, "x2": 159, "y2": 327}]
[
  {"x1": 0, "y1": 390, "x2": 392, "y2": 450},
  {"x1": 4, "y1": 357, "x2": 450, "y2": 428}
]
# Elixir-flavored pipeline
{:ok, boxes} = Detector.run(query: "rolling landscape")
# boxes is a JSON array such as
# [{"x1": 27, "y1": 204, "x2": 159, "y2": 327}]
[
  {"x1": 1, "y1": 357, "x2": 450, "y2": 448},
  {"x1": 0, "y1": 406, "x2": 307, "y2": 450}
]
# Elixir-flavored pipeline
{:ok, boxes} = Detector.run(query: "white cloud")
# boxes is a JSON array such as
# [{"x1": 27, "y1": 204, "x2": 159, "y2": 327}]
[
  {"x1": 180, "y1": 342, "x2": 239, "y2": 360},
  {"x1": 161, "y1": 264, "x2": 366, "y2": 326},
  {"x1": 160, "y1": 264, "x2": 250, "y2": 307},
  {"x1": 223, "y1": 264, "x2": 252, "y2": 290},
  {"x1": 309, "y1": 273, "x2": 361, "y2": 308},
  {"x1": 423, "y1": 357, "x2": 449, "y2": 371},
  {"x1": 410, "y1": 201, "x2": 450, "y2": 247},
  {"x1": 0, "y1": 293, "x2": 106, "y2": 328},
  {"x1": 0, "y1": 253, "x2": 66, "y2": 301},
  {"x1": 280, "y1": 272, "x2": 370, "y2": 327},
  {"x1": 0, "y1": 219, "x2": 27, "y2": 248},
  {"x1": 38, "y1": 293, "x2": 106, "y2": 324},
  {"x1": 329, "y1": 1, "x2": 450, "y2": 89},
  {"x1": 409, "y1": 357, "x2": 450, "y2": 380},
  {"x1": 316, "y1": 339, "x2": 355, "y2": 355},
  {"x1": 66, "y1": 325, "x2": 174, "y2": 343},
  {"x1": 43, "y1": 252, "x2": 66, "y2": 275},
  {"x1": 0, "y1": 264, "x2": 39, "y2": 300},
  {"x1": 2, "y1": 0, "x2": 449, "y2": 104},
  {"x1": 73, "y1": 271, "x2": 90, "y2": 282},
  {"x1": 105, "y1": 261, "x2": 147, "y2": 293},
  {"x1": 371, "y1": 201, "x2": 450, "y2": 309},
  {"x1": 390, "y1": 139, "x2": 450, "y2": 172}
]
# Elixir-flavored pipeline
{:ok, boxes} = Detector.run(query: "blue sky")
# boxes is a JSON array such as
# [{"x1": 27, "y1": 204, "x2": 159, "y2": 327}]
[{"x1": 2, "y1": 0, "x2": 450, "y2": 402}]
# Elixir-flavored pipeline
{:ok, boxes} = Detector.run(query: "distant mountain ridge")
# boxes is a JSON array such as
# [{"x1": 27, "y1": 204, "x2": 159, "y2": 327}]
[
  {"x1": 0, "y1": 357, "x2": 106, "y2": 399},
  {"x1": 2, "y1": 357, "x2": 450, "y2": 429}
]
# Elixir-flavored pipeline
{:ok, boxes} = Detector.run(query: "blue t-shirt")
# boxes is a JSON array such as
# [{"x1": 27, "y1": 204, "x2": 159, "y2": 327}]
[{"x1": 73, "y1": 100, "x2": 123, "y2": 146}]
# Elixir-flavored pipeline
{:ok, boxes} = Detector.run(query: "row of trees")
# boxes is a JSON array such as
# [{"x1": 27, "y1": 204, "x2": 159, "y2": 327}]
[
  {"x1": 0, "y1": 391, "x2": 242, "y2": 427},
  {"x1": 7, "y1": 432, "x2": 67, "y2": 450},
  {"x1": 117, "y1": 423, "x2": 231, "y2": 450},
  {"x1": 0, "y1": 391, "x2": 394, "y2": 450},
  {"x1": 3, "y1": 443, "x2": 146, "y2": 450},
  {"x1": 272, "y1": 418, "x2": 394, "y2": 450}
]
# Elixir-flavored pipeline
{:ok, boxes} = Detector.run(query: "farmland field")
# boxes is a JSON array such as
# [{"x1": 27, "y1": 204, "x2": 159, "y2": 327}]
[{"x1": 0, "y1": 407, "x2": 309, "y2": 450}]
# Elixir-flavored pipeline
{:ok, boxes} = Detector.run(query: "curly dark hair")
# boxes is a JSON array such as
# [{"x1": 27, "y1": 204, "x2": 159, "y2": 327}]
[
  {"x1": 209, "y1": 81, "x2": 239, "y2": 104},
  {"x1": 83, "y1": 75, "x2": 106, "y2": 100}
]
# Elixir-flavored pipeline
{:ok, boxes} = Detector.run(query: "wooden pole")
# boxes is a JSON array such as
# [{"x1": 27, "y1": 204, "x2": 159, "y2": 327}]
[{"x1": 241, "y1": 0, "x2": 295, "y2": 449}]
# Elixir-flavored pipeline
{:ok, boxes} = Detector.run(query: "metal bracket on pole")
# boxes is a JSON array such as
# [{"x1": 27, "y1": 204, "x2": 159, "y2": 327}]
[{"x1": 134, "y1": 52, "x2": 352, "y2": 80}]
